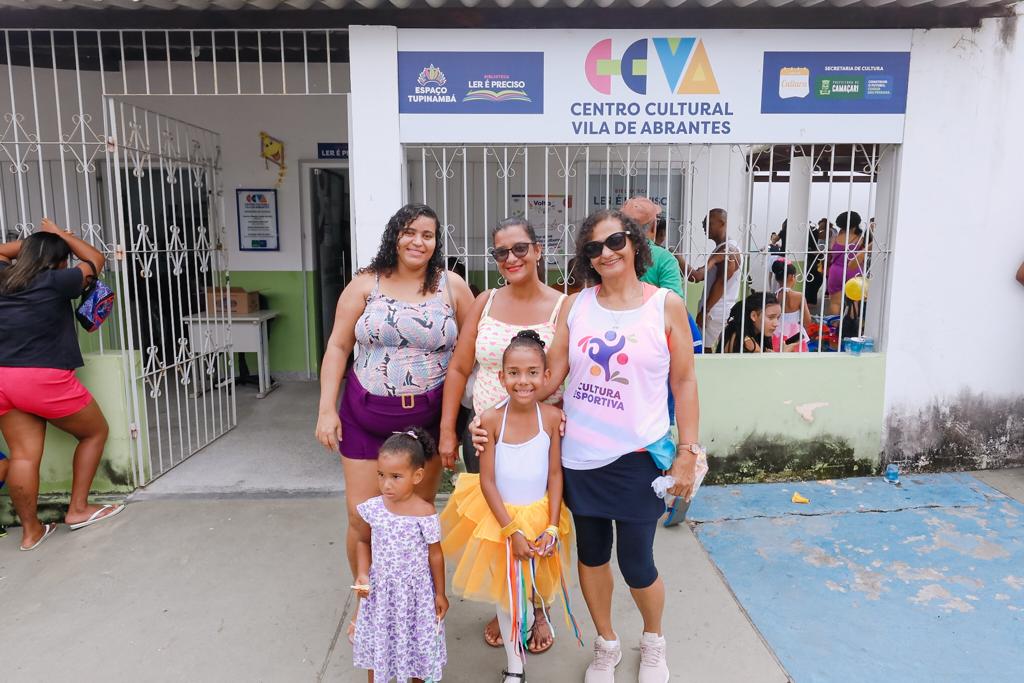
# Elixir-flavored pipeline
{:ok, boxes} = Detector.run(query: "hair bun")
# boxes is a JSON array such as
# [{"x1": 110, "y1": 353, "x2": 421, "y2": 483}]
[{"x1": 513, "y1": 329, "x2": 545, "y2": 348}]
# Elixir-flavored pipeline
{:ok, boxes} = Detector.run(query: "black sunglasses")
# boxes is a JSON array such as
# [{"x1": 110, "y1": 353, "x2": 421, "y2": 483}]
[
  {"x1": 490, "y1": 242, "x2": 535, "y2": 263},
  {"x1": 582, "y1": 231, "x2": 629, "y2": 259}
]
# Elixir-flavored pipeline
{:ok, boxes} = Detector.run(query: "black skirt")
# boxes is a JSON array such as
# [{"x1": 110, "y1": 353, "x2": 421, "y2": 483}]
[{"x1": 563, "y1": 452, "x2": 664, "y2": 523}]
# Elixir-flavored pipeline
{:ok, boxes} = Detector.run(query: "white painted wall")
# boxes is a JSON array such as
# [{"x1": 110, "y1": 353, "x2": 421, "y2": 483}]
[
  {"x1": 348, "y1": 26, "x2": 403, "y2": 268},
  {"x1": 884, "y1": 15, "x2": 1024, "y2": 413},
  {"x1": 123, "y1": 92, "x2": 348, "y2": 272}
]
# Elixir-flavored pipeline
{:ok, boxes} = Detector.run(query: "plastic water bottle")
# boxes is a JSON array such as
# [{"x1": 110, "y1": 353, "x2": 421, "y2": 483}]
[{"x1": 885, "y1": 463, "x2": 900, "y2": 484}]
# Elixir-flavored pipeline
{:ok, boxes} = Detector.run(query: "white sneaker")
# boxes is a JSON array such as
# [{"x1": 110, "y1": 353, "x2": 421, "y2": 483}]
[
  {"x1": 638, "y1": 632, "x2": 669, "y2": 683},
  {"x1": 584, "y1": 635, "x2": 622, "y2": 682}
]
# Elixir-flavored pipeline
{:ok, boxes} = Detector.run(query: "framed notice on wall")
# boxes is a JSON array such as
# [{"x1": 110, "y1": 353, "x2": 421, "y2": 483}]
[{"x1": 236, "y1": 189, "x2": 280, "y2": 251}]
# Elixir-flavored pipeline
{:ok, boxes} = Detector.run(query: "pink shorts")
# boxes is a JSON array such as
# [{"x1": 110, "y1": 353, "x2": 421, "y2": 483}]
[{"x1": 0, "y1": 367, "x2": 93, "y2": 420}]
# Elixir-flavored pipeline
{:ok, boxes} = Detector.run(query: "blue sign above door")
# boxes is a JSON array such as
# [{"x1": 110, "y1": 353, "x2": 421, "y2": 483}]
[
  {"x1": 317, "y1": 143, "x2": 349, "y2": 159},
  {"x1": 398, "y1": 51, "x2": 544, "y2": 115}
]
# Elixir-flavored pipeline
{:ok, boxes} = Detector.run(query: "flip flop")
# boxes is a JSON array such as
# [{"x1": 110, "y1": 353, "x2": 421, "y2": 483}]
[
  {"x1": 19, "y1": 523, "x2": 57, "y2": 551},
  {"x1": 663, "y1": 496, "x2": 690, "y2": 528},
  {"x1": 68, "y1": 504, "x2": 126, "y2": 530}
]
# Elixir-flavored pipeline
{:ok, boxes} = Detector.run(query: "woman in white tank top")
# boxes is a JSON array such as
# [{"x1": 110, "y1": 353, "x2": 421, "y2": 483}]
[{"x1": 543, "y1": 210, "x2": 702, "y2": 681}]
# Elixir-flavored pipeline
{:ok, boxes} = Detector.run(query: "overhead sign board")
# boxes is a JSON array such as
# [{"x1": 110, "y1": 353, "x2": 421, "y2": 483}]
[{"x1": 397, "y1": 29, "x2": 912, "y2": 144}]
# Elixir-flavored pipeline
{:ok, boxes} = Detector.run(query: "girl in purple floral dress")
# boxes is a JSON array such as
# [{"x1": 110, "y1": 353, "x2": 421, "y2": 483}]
[{"x1": 353, "y1": 428, "x2": 449, "y2": 682}]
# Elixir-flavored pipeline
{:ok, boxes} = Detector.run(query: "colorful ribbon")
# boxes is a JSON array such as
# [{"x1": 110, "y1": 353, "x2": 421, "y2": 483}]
[{"x1": 505, "y1": 533, "x2": 585, "y2": 656}]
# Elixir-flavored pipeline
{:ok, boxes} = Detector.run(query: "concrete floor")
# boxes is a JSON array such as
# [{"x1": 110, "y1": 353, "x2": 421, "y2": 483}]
[
  {"x1": 972, "y1": 467, "x2": 1024, "y2": 503},
  {"x1": 136, "y1": 381, "x2": 341, "y2": 498},
  {"x1": 0, "y1": 496, "x2": 786, "y2": 683}
]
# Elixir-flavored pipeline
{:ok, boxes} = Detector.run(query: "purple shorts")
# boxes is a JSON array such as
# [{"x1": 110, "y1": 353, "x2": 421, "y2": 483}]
[{"x1": 338, "y1": 371, "x2": 444, "y2": 460}]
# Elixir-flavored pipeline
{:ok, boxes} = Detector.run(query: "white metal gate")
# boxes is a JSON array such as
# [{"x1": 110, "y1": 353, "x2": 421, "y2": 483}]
[{"x1": 103, "y1": 99, "x2": 235, "y2": 485}]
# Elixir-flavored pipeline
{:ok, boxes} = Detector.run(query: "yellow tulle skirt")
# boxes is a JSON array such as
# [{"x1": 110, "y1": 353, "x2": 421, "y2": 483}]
[{"x1": 441, "y1": 473, "x2": 574, "y2": 610}]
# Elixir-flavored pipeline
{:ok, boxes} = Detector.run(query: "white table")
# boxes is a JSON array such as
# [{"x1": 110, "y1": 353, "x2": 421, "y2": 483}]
[{"x1": 182, "y1": 309, "x2": 280, "y2": 398}]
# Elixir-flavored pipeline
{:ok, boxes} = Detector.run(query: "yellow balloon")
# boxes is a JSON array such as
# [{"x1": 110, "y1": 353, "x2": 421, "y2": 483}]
[{"x1": 844, "y1": 276, "x2": 867, "y2": 301}]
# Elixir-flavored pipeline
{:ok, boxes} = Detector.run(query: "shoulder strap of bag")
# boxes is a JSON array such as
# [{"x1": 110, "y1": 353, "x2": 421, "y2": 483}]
[{"x1": 80, "y1": 259, "x2": 98, "y2": 295}]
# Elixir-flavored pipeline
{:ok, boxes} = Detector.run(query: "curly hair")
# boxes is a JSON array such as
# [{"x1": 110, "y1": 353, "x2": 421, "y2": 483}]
[
  {"x1": 380, "y1": 426, "x2": 438, "y2": 468},
  {"x1": 574, "y1": 209, "x2": 652, "y2": 285},
  {"x1": 502, "y1": 328, "x2": 547, "y2": 368},
  {"x1": 360, "y1": 204, "x2": 444, "y2": 294}
]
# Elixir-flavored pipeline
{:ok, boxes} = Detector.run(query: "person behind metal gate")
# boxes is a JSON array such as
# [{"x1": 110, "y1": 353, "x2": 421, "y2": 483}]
[
  {"x1": 0, "y1": 218, "x2": 125, "y2": 551},
  {"x1": 720, "y1": 292, "x2": 784, "y2": 354},
  {"x1": 313, "y1": 203, "x2": 473, "y2": 643}
]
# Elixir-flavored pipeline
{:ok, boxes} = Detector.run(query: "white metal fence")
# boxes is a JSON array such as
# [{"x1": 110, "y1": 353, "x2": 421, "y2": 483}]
[{"x1": 406, "y1": 143, "x2": 895, "y2": 354}]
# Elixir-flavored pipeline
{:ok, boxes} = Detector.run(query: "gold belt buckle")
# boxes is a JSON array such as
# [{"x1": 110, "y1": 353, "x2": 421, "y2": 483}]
[{"x1": 401, "y1": 394, "x2": 416, "y2": 410}]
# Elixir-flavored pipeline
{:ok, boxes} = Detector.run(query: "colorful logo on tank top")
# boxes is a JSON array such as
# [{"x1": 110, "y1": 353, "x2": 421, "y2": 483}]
[{"x1": 578, "y1": 330, "x2": 635, "y2": 385}]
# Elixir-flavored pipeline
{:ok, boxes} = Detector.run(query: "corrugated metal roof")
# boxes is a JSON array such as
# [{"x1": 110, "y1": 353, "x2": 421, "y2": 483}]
[{"x1": 0, "y1": 0, "x2": 1016, "y2": 10}]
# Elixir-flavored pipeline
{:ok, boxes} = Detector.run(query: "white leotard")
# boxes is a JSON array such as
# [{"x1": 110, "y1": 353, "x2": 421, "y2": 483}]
[{"x1": 494, "y1": 403, "x2": 550, "y2": 506}]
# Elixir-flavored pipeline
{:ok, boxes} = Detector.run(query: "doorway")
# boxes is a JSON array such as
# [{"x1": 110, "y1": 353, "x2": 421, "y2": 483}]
[{"x1": 307, "y1": 164, "x2": 353, "y2": 362}]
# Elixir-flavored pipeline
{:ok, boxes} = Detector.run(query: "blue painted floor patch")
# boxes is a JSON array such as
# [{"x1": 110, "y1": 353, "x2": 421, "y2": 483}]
[
  {"x1": 692, "y1": 473, "x2": 1024, "y2": 683},
  {"x1": 688, "y1": 473, "x2": 995, "y2": 522}
]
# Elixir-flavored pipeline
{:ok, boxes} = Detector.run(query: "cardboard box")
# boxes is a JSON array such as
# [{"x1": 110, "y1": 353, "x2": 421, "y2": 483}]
[{"x1": 206, "y1": 287, "x2": 260, "y2": 314}]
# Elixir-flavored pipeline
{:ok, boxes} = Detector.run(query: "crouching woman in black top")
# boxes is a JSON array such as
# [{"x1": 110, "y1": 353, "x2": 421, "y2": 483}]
[{"x1": 0, "y1": 219, "x2": 124, "y2": 551}]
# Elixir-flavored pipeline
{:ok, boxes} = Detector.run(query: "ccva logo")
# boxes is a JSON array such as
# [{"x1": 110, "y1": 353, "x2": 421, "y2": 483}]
[{"x1": 585, "y1": 38, "x2": 719, "y2": 96}]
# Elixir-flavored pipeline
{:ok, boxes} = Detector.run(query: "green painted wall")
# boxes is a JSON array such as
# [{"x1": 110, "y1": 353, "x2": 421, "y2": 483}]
[
  {"x1": 1, "y1": 352, "x2": 139, "y2": 526},
  {"x1": 695, "y1": 353, "x2": 886, "y2": 484},
  {"x1": 229, "y1": 270, "x2": 318, "y2": 376}
]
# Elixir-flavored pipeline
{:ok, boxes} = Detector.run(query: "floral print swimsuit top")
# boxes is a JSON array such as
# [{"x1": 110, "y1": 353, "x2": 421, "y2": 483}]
[
  {"x1": 472, "y1": 289, "x2": 566, "y2": 415},
  {"x1": 353, "y1": 274, "x2": 457, "y2": 396}
]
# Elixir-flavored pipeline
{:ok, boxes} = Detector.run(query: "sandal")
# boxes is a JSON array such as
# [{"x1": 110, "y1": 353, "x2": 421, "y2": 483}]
[
  {"x1": 526, "y1": 610, "x2": 553, "y2": 655},
  {"x1": 500, "y1": 671, "x2": 525, "y2": 682},
  {"x1": 484, "y1": 617, "x2": 504, "y2": 648}
]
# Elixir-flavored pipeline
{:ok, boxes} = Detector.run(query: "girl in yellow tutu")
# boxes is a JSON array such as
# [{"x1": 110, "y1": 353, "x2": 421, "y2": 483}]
[{"x1": 441, "y1": 330, "x2": 577, "y2": 683}]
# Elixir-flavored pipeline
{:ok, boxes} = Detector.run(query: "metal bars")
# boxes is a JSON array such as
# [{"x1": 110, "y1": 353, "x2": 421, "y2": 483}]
[
  {"x1": 0, "y1": 29, "x2": 244, "y2": 486},
  {"x1": 405, "y1": 143, "x2": 894, "y2": 354},
  {"x1": 0, "y1": 29, "x2": 349, "y2": 97}
]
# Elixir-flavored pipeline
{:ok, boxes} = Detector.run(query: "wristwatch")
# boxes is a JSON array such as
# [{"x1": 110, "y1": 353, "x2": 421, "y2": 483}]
[{"x1": 677, "y1": 443, "x2": 706, "y2": 457}]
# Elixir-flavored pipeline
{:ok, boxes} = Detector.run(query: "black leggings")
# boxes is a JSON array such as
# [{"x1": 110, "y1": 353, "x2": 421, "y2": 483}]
[{"x1": 573, "y1": 514, "x2": 659, "y2": 589}]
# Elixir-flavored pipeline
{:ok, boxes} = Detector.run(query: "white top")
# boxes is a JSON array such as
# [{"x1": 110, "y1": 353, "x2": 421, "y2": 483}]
[
  {"x1": 561, "y1": 286, "x2": 670, "y2": 470},
  {"x1": 702, "y1": 239, "x2": 743, "y2": 348},
  {"x1": 775, "y1": 287, "x2": 809, "y2": 343},
  {"x1": 494, "y1": 403, "x2": 551, "y2": 506}
]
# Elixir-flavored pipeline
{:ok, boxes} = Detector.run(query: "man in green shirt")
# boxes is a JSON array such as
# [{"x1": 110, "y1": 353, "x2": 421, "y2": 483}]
[{"x1": 621, "y1": 196, "x2": 703, "y2": 353}]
